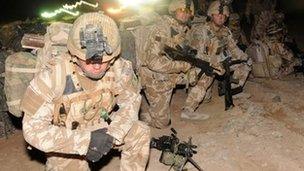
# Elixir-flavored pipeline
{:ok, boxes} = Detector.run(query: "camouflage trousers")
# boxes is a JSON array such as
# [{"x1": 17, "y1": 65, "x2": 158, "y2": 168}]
[
  {"x1": 141, "y1": 85, "x2": 173, "y2": 129},
  {"x1": 231, "y1": 63, "x2": 251, "y2": 87},
  {"x1": 45, "y1": 121, "x2": 150, "y2": 171},
  {"x1": 184, "y1": 63, "x2": 251, "y2": 112},
  {"x1": 184, "y1": 74, "x2": 214, "y2": 112},
  {"x1": 138, "y1": 67, "x2": 189, "y2": 129}
]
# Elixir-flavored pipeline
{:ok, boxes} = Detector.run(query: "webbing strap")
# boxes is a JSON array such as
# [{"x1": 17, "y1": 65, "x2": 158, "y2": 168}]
[
  {"x1": 6, "y1": 99, "x2": 21, "y2": 106},
  {"x1": 5, "y1": 67, "x2": 38, "y2": 73}
]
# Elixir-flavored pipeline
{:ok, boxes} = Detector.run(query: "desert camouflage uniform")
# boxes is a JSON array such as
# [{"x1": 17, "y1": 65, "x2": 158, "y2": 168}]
[
  {"x1": 250, "y1": 10, "x2": 275, "y2": 41},
  {"x1": 184, "y1": 22, "x2": 251, "y2": 112},
  {"x1": 248, "y1": 11, "x2": 299, "y2": 78},
  {"x1": 228, "y1": 13, "x2": 249, "y2": 47},
  {"x1": 138, "y1": 15, "x2": 191, "y2": 128},
  {"x1": 21, "y1": 54, "x2": 150, "y2": 171},
  {"x1": 263, "y1": 17, "x2": 298, "y2": 78},
  {"x1": 246, "y1": 0, "x2": 277, "y2": 41}
]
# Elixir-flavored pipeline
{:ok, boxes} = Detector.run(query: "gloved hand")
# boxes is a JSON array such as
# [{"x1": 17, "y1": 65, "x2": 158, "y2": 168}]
[
  {"x1": 247, "y1": 57, "x2": 253, "y2": 66},
  {"x1": 178, "y1": 61, "x2": 191, "y2": 73},
  {"x1": 212, "y1": 64, "x2": 225, "y2": 76},
  {"x1": 187, "y1": 67, "x2": 198, "y2": 86},
  {"x1": 86, "y1": 128, "x2": 114, "y2": 162}
]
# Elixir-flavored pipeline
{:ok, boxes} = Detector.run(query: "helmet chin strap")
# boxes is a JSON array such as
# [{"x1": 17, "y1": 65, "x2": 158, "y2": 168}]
[
  {"x1": 82, "y1": 70, "x2": 107, "y2": 80},
  {"x1": 73, "y1": 56, "x2": 109, "y2": 80}
]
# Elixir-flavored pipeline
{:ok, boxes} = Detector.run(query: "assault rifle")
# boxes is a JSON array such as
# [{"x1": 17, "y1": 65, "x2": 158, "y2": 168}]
[
  {"x1": 163, "y1": 45, "x2": 219, "y2": 78},
  {"x1": 218, "y1": 51, "x2": 247, "y2": 110},
  {"x1": 150, "y1": 128, "x2": 203, "y2": 171}
]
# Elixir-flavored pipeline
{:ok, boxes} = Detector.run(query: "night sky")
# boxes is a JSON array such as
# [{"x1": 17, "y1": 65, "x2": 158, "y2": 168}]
[
  {"x1": 0, "y1": 0, "x2": 91, "y2": 22},
  {"x1": 1, "y1": 0, "x2": 304, "y2": 22}
]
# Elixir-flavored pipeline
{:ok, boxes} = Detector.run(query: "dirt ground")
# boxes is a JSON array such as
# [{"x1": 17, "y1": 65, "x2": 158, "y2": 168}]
[{"x1": 1, "y1": 75, "x2": 304, "y2": 171}]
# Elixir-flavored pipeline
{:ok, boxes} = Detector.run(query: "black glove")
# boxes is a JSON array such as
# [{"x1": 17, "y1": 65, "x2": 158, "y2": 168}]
[{"x1": 86, "y1": 128, "x2": 114, "y2": 162}]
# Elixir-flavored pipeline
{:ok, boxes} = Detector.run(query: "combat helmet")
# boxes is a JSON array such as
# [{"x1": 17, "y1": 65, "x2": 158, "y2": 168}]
[
  {"x1": 207, "y1": 0, "x2": 230, "y2": 17},
  {"x1": 67, "y1": 12, "x2": 121, "y2": 62},
  {"x1": 168, "y1": 0, "x2": 194, "y2": 15}
]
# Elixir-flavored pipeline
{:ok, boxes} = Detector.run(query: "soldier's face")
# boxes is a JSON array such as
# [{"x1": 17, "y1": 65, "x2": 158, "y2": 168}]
[
  {"x1": 212, "y1": 14, "x2": 227, "y2": 27},
  {"x1": 77, "y1": 58, "x2": 109, "y2": 79},
  {"x1": 175, "y1": 10, "x2": 192, "y2": 24}
]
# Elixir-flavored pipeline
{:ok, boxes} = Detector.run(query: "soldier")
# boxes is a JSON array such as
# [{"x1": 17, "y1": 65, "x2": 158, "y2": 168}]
[
  {"x1": 138, "y1": 0, "x2": 194, "y2": 129},
  {"x1": 181, "y1": 0, "x2": 251, "y2": 119},
  {"x1": 248, "y1": 0, "x2": 277, "y2": 41},
  {"x1": 20, "y1": 12, "x2": 150, "y2": 171},
  {"x1": 228, "y1": 13, "x2": 249, "y2": 50},
  {"x1": 259, "y1": 13, "x2": 299, "y2": 78}
]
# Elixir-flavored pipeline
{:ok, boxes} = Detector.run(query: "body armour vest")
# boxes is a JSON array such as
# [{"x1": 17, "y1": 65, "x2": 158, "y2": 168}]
[{"x1": 53, "y1": 56, "x2": 116, "y2": 131}]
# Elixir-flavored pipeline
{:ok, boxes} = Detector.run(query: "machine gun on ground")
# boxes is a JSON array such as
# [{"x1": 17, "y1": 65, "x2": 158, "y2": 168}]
[{"x1": 151, "y1": 128, "x2": 203, "y2": 171}]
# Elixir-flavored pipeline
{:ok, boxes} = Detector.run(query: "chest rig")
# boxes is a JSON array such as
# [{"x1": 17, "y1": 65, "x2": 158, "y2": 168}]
[
  {"x1": 53, "y1": 58, "x2": 116, "y2": 130},
  {"x1": 155, "y1": 16, "x2": 189, "y2": 48},
  {"x1": 204, "y1": 24, "x2": 230, "y2": 61}
]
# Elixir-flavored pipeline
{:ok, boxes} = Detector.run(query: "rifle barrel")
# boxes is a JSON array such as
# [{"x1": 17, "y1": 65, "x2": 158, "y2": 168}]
[{"x1": 188, "y1": 157, "x2": 203, "y2": 171}]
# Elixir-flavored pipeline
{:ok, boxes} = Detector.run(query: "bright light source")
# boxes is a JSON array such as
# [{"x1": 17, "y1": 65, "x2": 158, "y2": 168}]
[
  {"x1": 41, "y1": 0, "x2": 99, "y2": 18},
  {"x1": 41, "y1": 9, "x2": 80, "y2": 18},
  {"x1": 107, "y1": 7, "x2": 124, "y2": 14},
  {"x1": 63, "y1": 0, "x2": 98, "y2": 10},
  {"x1": 107, "y1": 0, "x2": 160, "y2": 14},
  {"x1": 119, "y1": 0, "x2": 160, "y2": 8}
]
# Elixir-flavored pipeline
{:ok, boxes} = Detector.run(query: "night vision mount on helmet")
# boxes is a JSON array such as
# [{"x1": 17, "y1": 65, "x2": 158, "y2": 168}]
[{"x1": 80, "y1": 24, "x2": 113, "y2": 61}]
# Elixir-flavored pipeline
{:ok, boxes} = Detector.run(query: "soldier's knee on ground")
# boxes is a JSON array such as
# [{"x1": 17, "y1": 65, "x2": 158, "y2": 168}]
[
  {"x1": 232, "y1": 64, "x2": 251, "y2": 87},
  {"x1": 123, "y1": 121, "x2": 150, "y2": 150},
  {"x1": 151, "y1": 117, "x2": 171, "y2": 129},
  {"x1": 121, "y1": 121, "x2": 150, "y2": 170}
]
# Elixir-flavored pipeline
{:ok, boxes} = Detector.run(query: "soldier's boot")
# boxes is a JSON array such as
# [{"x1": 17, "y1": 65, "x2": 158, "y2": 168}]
[
  {"x1": 180, "y1": 108, "x2": 210, "y2": 120},
  {"x1": 121, "y1": 121, "x2": 150, "y2": 171},
  {"x1": 140, "y1": 111, "x2": 171, "y2": 129}
]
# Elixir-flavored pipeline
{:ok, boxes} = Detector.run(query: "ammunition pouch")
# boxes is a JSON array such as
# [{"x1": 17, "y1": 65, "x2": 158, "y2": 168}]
[{"x1": 160, "y1": 150, "x2": 186, "y2": 171}]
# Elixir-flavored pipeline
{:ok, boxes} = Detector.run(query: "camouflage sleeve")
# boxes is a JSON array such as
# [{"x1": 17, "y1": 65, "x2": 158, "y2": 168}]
[
  {"x1": 227, "y1": 30, "x2": 248, "y2": 60},
  {"x1": 144, "y1": 26, "x2": 190, "y2": 74},
  {"x1": 22, "y1": 60, "x2": 91, "y2": 155},
  {"x1": 22, "y1": 103, "x2": 91, "y2": 155},
  {"x1": 107, "y1": 59, "x2": 142, "y2": 144}
]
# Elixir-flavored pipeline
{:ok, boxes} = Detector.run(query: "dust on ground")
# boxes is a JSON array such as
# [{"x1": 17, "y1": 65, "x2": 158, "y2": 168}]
[{"x1": 1, "y1": 76, "x2": 304, "y2": 171}]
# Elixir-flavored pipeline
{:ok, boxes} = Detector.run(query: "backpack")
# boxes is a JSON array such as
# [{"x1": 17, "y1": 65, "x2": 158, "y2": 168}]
[
  {"x1": 119, "y1": 13, "x2": 161, "y2": 72},
  {"x1": 246, "y1": 40, "x2": 282, "y2": 78},
  {"x1": 4, "y1": 22, "x2": 72, "y2": 117}
]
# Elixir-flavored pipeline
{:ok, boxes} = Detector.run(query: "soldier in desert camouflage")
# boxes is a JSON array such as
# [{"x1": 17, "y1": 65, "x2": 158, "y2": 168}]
[
  {"x1": 248, "y1": 12, "x2": 300, "y2": 78},
  {"x1": 21, "y1": 12, "x2": 150, "y2": 171},
  {"x1": 138, "y1": 0, "x2": 194, "y2": 129},
  {"x1": 247, "y1": 0, "x2": 277, "y2": 41},
  {"x1": 181, "y1": 0, "x2": 251, "y2": 120}
]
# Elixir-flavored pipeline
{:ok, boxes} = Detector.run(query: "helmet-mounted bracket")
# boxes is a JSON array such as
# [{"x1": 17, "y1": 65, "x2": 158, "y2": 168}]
[{"x1": 80, "y1": 24, "x2": 113, "y2": 61}]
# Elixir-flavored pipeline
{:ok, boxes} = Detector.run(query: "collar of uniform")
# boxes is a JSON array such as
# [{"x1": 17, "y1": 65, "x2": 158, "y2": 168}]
[
  {"x1": 168, "y1": 15, "x2": 189, "y2": 33},
  {"x1": 208, "y1": 21, "x2": 224, "y2": 33}
]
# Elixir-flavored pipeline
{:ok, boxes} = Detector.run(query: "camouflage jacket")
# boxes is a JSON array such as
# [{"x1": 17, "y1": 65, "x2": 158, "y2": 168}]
[
  {"x1": 139, "y1": 15, "x2": 191, "y2": 90},
  {"x1": 21, "y1": 54, "x2": 141, "y2": 155},
  {"x1": 142, "y1": 15, "x2": 190, "y2": 74},
  {"x1": 188, "y1": 21, "x2": 248, "y2": 68}
]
